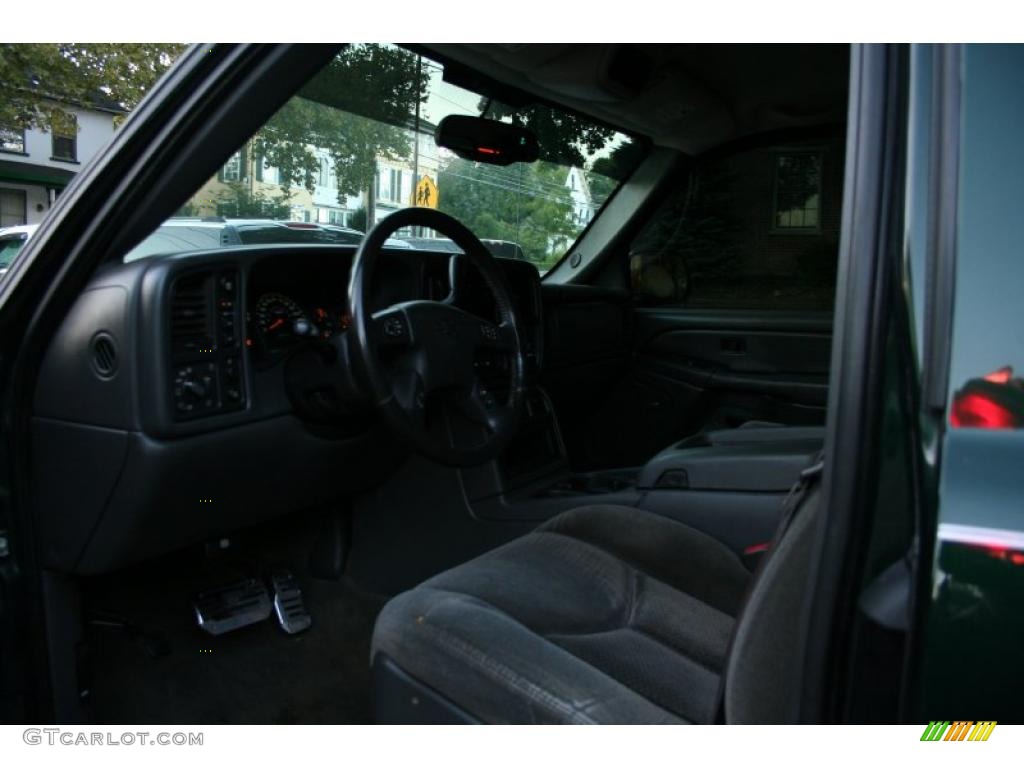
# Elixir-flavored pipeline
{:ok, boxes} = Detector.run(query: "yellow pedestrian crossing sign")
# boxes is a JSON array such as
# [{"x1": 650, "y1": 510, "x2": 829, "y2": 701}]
[{"x1": 413, "y1": 175, "x2": 438, "y2": 209}]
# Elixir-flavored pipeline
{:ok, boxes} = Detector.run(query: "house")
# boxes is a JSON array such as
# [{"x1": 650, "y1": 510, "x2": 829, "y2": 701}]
[
  {"x1": 0, "y1": 98, "x2": 122, "y2": 227},
  {"x1": 190, "y1": 117, "x2": 441, "y2": 233},
  {"x1": 565, "y1": 166, "x2": 597, "y2": 227}
]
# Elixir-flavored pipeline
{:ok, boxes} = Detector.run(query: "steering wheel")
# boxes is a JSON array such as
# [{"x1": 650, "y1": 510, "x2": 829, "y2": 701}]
[{"x1": 347, "y1": 207, "x2": 526, "y2": 467}]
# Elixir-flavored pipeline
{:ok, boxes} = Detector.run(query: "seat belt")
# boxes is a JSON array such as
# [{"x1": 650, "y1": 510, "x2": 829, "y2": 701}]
[
  {"x1": 769, "y1": 452, "x2": 825, "y2": 544},
  {"x1": 741, "y1": 452, "x2": 825, "y2": 568},
  {"x1": 712, "y1": 450, "x2": 825, "y2": 723}
]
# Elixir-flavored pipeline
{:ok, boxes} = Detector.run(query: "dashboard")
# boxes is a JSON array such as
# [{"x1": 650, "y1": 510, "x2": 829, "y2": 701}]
[{"x1": 30, "y1": 243, "x2": 543, "y2": 575}]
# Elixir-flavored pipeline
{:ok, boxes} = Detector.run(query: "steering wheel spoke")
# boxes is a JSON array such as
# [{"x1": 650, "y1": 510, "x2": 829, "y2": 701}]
[{"x1": 390, "y1": 368, "x2": 427, "y2": 429}]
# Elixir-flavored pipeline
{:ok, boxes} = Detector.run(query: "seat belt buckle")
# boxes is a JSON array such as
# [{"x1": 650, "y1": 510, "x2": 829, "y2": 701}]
[{"x1": 742, "y1": 541, "x2": 771, "y2": 570}]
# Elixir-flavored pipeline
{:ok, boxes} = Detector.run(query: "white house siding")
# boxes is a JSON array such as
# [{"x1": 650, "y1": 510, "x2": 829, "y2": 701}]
[{"x1": 0, "y1": 102, "x2": 119, "y2": 225}]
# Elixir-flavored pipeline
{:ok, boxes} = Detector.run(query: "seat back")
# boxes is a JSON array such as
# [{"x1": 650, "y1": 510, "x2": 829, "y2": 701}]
[{"x1": 722, "y1": 464, "x2": 824, "y2": 723}]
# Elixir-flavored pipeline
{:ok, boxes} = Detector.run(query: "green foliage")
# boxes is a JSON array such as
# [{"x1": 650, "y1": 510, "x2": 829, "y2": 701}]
[
  {"x1": 588, "y1": 139, "x2": 646, "y2": 204},
  {"x1": 0, "y1": 43, "x2": 185, "y2": 130},
  {"x1": 215, "y1": 182, "x2": 292, "y2": 219},
  {"x1": 485, "y1": 100, "x2": 617, "y2": 168},
  {"x1": 347, "y1": 205, "x2": 367, "y2": 233},
  {"x1": 438, "y1": 157, "x2": 579, "y2": 269},
  {"x1": 250, "y1": 45, "x2": 428, "y2": 206}
]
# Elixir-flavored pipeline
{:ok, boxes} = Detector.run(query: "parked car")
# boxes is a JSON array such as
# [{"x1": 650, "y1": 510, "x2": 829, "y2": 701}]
[
  {"x1": 0, "y1": 43, "x2": 1021, "y2": 729},
  {"x1": 0, "y1": 223, "x2": 38, "y2": 279},
  {"x1": 316, "y1": 222, "x2": 413, "y2": 249},
  {"x1": 401, "y1": 235, "x2": 526, "y2": 260}
]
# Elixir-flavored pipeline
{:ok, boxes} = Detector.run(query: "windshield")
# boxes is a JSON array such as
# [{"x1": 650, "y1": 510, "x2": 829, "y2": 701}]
[{"x1": 127, "y1": 44, "x2": 640, "y2": 272}]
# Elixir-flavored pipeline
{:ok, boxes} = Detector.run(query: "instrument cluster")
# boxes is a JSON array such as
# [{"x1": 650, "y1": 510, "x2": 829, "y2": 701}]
[{"x1": 248, "y1": 292, "x2": 352, "y2": 358}]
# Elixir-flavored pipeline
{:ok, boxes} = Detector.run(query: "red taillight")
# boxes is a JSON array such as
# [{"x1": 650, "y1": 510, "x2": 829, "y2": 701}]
[
  {"x1": 476, "y1": 146, "x2": 500, "y2": 156},
  {"x1": 950, "y1": 392, "x2": 1017, "y2": 429}
]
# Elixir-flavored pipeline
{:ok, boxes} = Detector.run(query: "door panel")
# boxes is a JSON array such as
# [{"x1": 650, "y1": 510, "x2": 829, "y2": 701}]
[
  {"x1": 542, "y1": 299, "x2": 832, "y2": 471},
  {"x1": 635, "y1": 307, "x2": 831, "y2": 424}
]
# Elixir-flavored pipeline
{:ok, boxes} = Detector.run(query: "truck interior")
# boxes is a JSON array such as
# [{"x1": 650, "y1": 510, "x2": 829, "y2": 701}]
[{"x1": 9, "y1": 43, "x2": 897, "y2": 724}]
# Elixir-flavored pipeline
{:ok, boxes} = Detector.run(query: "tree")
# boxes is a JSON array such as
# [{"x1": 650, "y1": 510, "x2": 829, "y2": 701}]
[
  {"x1": 485, "y1": 100, "x2": 618, "y2": 168},
  {"x1": 248, "y1": 45, "x2": 428, "y2": 210},
  {"x1": 587, "y1": 139, "x2": 647, "y2": 204},
  {"x1": 347, "y1": 205, "x2": 368, "y2": 233},
  {"x1": 0, "y1": 44, "x2": 185, "y2": 130},
  {"x1": 438, "y1": 157, "x2": 579, "y2": 270},
  {"x1": 214, "y1": 182, "x2": 293, "y2": 219}
]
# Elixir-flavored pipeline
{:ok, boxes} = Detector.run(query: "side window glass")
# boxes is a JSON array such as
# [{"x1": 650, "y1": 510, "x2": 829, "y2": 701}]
[
  {"x1": 630, "y1": 135, "x2": 844, "y2": 310},
  {"x1": 947, "y1": 45, "x2": 1024, "y2": 430}
]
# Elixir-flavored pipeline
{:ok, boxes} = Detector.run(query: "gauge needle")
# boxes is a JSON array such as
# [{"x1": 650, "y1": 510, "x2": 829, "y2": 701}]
[{"x1": 268, "y1": 318, "x2": 286, "y2": 332}]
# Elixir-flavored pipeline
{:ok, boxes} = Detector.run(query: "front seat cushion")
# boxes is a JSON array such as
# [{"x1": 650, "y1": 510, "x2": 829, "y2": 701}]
[{"x1": 370, "y1": 505, "x2": 752, "y2": 724}]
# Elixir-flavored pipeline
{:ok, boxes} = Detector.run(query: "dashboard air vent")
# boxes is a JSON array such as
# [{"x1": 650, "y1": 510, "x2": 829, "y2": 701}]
[
  {"x1": 170, "y1": 273, "x2": 212, "y2": 354},
  {"x1": 91, "y1": 333, "x2": 118, "y2": 378}
]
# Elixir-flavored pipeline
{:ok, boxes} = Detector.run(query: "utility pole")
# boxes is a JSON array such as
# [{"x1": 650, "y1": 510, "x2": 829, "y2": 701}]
[
  {"x1": 366, "y1": 159, "x2": 376, "y2": 231},
  {"x1": 412, "y1": 54, "x2": 422, "y2": 237}
]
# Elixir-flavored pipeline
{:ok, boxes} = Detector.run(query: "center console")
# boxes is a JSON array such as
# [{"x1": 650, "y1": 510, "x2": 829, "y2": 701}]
[{"x1": 464, "y1": 419, "x2": 824, "y2": 556}]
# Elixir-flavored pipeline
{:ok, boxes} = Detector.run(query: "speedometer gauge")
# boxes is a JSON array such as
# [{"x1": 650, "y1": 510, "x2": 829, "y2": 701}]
[{"x1": 255, "y1": 293, "x2": 306, "y2": 346}]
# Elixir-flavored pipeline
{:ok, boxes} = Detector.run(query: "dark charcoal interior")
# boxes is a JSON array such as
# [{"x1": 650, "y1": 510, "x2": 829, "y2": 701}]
[{"x1": 25, "y1": 43, "x2": 852, "y2": 724}]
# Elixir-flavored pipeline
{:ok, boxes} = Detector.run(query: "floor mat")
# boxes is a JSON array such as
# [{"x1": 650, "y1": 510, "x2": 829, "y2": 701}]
[{"x1": 82, "y1": 521, "x2": 386, "y2": 724}]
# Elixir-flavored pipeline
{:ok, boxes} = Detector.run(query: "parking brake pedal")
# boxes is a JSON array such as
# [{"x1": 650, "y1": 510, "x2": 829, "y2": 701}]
[
  {"x1": 194, "y1": 578, "x2": 272, "y2": 636},
  {"x1": 271, "y1": 571, "x2": 312, "y2": 635}
]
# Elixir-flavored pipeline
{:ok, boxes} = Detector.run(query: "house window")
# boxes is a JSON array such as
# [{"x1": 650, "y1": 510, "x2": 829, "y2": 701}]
[
  {"x1": 221, "y1": 151, "x2": 242, "y2": 182},
  {"x1": 772, "y1": 152, "x2": 822, "y2": 231},
  {"x1": 318, "y1": 157, "x2": 329, "y2": 187},
  {"x1": 51, "y1": 115, "x2": 78, "y2": 162},
  {"x1": 0, "y1": 127, "x2": 26, "y2": 154},
  {"x1": 0, "y1": 188, "x2": 28, "y2": 227},
  {"x1": 257, "y1": 160, "x2": 278, "y2": 185}
]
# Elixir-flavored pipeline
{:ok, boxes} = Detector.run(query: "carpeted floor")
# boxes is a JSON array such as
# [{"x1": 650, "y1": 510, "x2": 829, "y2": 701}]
[{"x1": 81, "y1": 514, "x2": 387, "y2": 724}]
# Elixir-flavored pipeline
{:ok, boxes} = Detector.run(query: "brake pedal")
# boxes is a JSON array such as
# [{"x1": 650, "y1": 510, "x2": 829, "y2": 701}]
[
  {"x1": 193, "y1": 577, "x2": 272, "y2": 636},
  {"x1": 271, "y1": 571, "x2": 312, "y2": 635}
]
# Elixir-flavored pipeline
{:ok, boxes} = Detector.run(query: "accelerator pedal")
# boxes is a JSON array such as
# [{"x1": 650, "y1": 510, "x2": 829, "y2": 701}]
[{"x1": 193, "y1": 577, "x2": 272, "y2": 636}]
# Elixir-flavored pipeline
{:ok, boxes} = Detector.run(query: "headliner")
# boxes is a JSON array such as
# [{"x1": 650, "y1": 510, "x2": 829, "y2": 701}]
[{"x1": 423, "y1": 44, "x2": 850, "y2": 154}]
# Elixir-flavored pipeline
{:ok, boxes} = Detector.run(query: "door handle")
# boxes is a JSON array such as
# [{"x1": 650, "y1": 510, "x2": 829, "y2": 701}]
[{"x1": 720, "y1": 336, "x2": 747, "y2": 354}]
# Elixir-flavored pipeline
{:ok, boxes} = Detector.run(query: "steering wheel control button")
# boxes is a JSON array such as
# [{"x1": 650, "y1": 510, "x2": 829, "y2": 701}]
[
  {"x1": 479, "y1": 388, "x2": 497, "y2": 411},
  {"x1": 480, "y1": 322, "x2": 498, "y2": 342},
  {"x1": 382, "y1": 315, "x2": 406, "y2": 340}
]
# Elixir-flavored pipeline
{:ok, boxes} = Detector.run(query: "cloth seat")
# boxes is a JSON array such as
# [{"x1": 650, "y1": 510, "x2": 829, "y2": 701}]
[{"x1": 370, "y1": 504, "x2": 754, "y2": 724}]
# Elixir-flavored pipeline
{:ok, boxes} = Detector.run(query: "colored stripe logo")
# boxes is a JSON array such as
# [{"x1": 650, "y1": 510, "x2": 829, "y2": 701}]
[{"x1": 920, "y1": 721, "x2": 997, "y2": 741}]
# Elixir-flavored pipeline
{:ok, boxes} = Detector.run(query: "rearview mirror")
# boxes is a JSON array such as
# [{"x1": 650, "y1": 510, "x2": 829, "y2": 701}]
[{"x1": 435, "y1": 115, "x2": 539, "y2": 166}]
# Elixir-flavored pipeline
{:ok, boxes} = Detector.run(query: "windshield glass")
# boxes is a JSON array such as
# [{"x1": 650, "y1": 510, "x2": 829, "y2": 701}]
[{"x1": 126, "y1": 44, "x2": 640, "y2": 272}]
